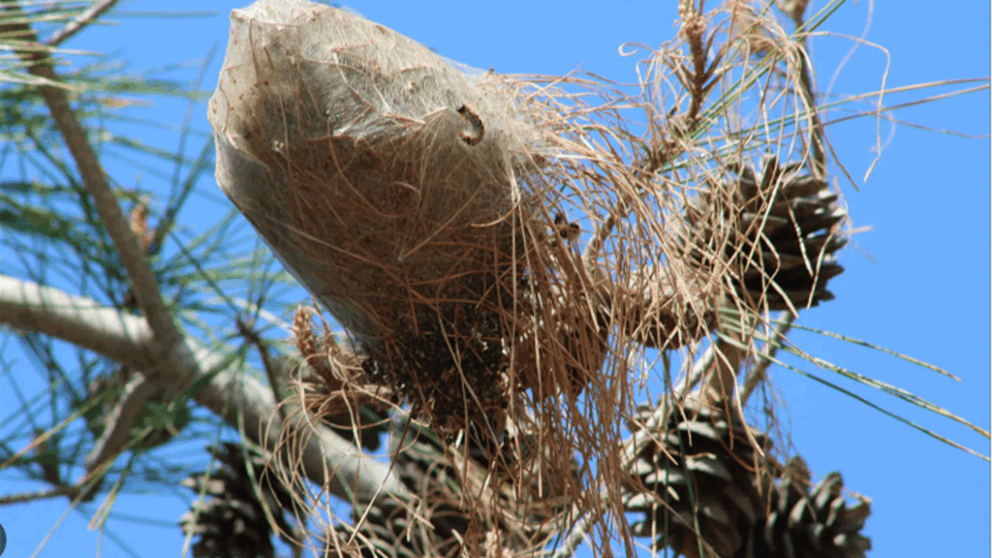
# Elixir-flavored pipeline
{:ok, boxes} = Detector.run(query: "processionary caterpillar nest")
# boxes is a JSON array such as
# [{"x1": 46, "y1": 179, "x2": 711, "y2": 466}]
[
  {"x1": 209, "y1": 0, "x2": 602, "y2": 432},
  {"x1": 209, "y1": 2, "x2": 857, "y2": 554}
]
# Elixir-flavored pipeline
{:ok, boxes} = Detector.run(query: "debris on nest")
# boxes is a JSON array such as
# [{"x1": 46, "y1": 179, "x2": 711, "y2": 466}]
[
  {"x1": 330, "y1": 417, "x2": 576, "y2": 558},
  {"x1": 358, "y1": 274, "x2": 518, "y2": 432},
  {"x1": 291, "y1": 306, "x2": 392, "y2": 450}
]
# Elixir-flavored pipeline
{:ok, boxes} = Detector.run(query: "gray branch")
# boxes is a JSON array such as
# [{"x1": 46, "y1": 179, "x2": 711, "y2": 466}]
[
  {"x1": 1, "y1": 1, "x2": 188, "y2": 472},
  {"x1": 0, "y1": 275, "x2": 406, "y2": 502},
  {"x1": 2, "y1": 1, "x2": 173, "y2": 344}
]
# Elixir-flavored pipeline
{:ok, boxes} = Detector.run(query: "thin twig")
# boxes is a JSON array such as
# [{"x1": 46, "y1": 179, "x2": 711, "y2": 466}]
[
  {"x1": 673, "y1": 343, "x2": 716, "y2": 396},
  {"x1": 740, "y1": 312, "x2": 793, "y2": 404},
  {"x1": 237, "y1": 315, "x2": 289, "y2": 425},
  {"x1": 82, "y1": 372, "x2": 158, "y2": 471},
  {"x1": 44, "y1": 0, "x2": 119, "y2": 47},
  {"x1": 0, "y1": 486, "x2": 80, "y2": 505},
  {"x1": 787, "y1": 5, "x2": 828, "y2": 176}
]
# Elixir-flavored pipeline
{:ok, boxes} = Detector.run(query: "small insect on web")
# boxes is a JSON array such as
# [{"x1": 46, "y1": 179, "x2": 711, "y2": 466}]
[{"x1": 456, "y1": 103, "x2": 485, "y2": 145}]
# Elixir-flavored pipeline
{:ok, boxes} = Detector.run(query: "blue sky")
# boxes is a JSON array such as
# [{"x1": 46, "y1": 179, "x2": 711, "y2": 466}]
[{"x1": 0, "y1": 1, "x2": 988, "y2": 557}]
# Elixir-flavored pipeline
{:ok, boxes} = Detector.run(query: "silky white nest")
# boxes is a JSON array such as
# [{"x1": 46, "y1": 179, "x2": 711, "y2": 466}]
[{"x1": 209, "y1": 0, "x2": 543, "y2": 344}]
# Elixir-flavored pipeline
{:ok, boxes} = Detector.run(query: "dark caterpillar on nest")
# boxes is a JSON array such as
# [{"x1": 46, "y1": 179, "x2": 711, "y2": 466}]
[{"x1": 456, "y1": 103, "x2": 484, "y2": 145}]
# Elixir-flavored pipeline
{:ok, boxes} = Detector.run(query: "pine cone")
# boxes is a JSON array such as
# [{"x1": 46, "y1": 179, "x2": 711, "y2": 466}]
[
  {"x1": 739, "y1": 462, "x2": 871, "y2": 558},
  {"x1": 680, "y1": 155, "x2": 846, "y2": 311},
  {"x1": 179, "y1": 443, "x2": 297, "y2": 558},
  {"x1": 625, "y1": 398, "x2": 771, "y2": 558},
  {"x1": 625, "y1": 400, "x2": 871, "y2": 558}
]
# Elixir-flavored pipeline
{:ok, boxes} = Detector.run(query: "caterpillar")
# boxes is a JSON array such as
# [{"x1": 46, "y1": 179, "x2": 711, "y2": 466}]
[{"x1": 456, "y1": 103, "x2": 484, "y2": 145}]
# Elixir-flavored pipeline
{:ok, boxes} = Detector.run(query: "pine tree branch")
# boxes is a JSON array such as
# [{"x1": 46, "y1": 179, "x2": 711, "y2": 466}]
[
  {"x1": 0, "y1": 486, "x2": 80, "y2": 505},
  {"x1": 236, "y1": 315, "x2": 289, "y2": 425},
  {"x1": 0, "y1": 275, "x2": 153, "y2": 366},
  {"x1": 0, "y1": 275, "x2": 407, "y2": 503},
  {"x1": 1, "y1": 1, "x2": 174, "y2": 345},
  {"x1": 82, "y1": 372, "x2": 160, "y2": 474},
  {"x1": 44, "y1": 0, "x2": 119, "y2": 47},
  {"x1": 0, "y1": 0, "x2": 193, "y2": 476},
  {"x1": 740, "y1": 313, "x2": 794, "y2": 404}
]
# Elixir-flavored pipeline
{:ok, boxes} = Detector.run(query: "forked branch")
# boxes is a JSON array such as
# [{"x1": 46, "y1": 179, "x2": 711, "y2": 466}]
[{"x1": 1, "y1": 0, "x2": 188, "y2": 478}]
